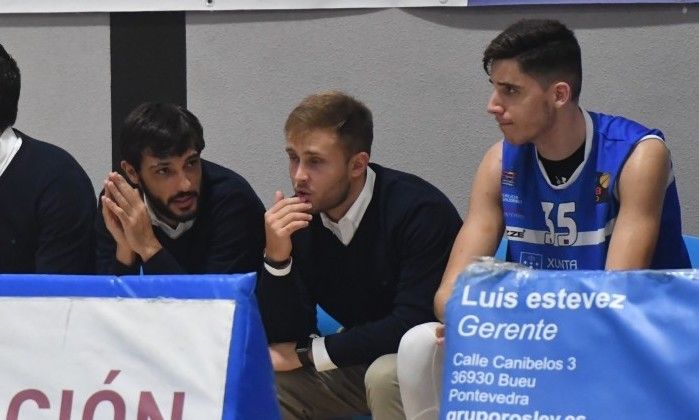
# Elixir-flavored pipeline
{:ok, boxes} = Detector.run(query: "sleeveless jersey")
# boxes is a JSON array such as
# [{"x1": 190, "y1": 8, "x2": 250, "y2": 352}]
[{"x1": 501, "y1": 110, "x2": 690, "y2": 270}]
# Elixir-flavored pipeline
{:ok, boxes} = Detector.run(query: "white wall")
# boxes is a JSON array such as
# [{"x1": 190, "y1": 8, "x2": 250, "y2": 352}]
[
  {"x1": 0, "y1": 13, "x2": 111, "y2": 195},
  {"x1": 1, "y1": 6, "x2": 697, "y2": 234},
  {"x1": 187, "y1": 5, "x2": 699, "y2": 233}
]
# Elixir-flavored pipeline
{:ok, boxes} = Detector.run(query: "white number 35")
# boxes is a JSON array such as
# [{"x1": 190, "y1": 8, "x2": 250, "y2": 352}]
[{"x1": 541, "y1": 201, "x2": 578, "y2": 246}]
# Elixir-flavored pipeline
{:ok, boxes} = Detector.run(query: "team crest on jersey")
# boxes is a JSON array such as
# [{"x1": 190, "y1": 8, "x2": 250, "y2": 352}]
[
  {"x1": 502, "y1": 170, "x2": 517, "y2": 187},
  {"x1": 519, "y1": 252, "x2": 543, "y2": 269},
  {"x1": 595, "y1": 172, "x2": 610, "y2": 204}
]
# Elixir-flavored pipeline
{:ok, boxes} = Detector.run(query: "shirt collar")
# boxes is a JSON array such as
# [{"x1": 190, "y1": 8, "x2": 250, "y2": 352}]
[
  {"x1": 320, "y1": 165, "x2": 376, "y2": 246},
  {"x1": 143, "y1": 193, "x2": 195, "y2": 239},
  {"x1": 0, "y1": 127, "x2": 22, "y2": 178}
]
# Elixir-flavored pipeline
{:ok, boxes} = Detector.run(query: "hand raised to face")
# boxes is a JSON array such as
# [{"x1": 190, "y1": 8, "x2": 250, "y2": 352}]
[
  {"x1": 101, "y1": 172, "x2": 162, "y2": 262},
  {"x1": 263, "y1": 191, "x2": 313, "y2": 263}
]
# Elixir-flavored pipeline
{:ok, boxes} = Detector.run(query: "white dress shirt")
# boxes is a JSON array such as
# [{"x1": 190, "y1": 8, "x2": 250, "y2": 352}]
[{"x1": 0, "y1": 127, "x2": 22, "y2": 178}]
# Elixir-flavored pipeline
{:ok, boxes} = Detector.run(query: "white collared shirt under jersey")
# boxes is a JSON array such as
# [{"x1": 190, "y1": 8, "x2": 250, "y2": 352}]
[
  {"x1": 143, "y1": 194, "x2": 195, "y2": 240},
  {"x1": 0, "y1": 127, "x2": 22, "y2": 178},
  {"x1": 264, "y1": 166, "x2": 376, "y2": 372}
]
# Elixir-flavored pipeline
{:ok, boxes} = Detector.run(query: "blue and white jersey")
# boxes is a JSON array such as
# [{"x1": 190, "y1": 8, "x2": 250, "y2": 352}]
[{"x1": 501, "y1": 110, "x2": 690, "y2": 270}]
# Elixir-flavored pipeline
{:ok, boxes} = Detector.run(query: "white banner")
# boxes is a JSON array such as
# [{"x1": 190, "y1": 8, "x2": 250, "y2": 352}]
[
  {"x1": 0, "y1": 0, "x2": 468, "y2": 14},
  {"x1": 3, "y1": 0, "x2": 692, "y2": 13},
  {"x1": 0, "y1": 297, "x2": 235, "y2": 420}
]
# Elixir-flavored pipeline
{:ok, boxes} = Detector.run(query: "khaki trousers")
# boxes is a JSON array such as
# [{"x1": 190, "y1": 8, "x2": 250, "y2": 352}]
[{"x1": 276, "y1": 353, "x2": 405, "y2": 420}]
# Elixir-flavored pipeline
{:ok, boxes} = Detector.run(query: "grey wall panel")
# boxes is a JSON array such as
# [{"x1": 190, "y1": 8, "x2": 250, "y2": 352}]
[
  {"x1": 0, "y1": 14, "x2": 111, "y2": 195},
  {"x1": 187, "y1": 6, "x2": 698, "y2": 233}
]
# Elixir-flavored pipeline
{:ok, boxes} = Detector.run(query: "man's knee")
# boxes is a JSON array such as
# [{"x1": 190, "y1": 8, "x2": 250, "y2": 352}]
[
  {"x1": 400, "y1": 322, "x2": 440, "y2": 353},
  {"x1": 275, "y1": 370, "x2": 314, "y2": 420},
  {"x1": 397, "y1": 322, "x2": 443, "y2": 420},
  {"x1": 398, "y1": 322, "x2": 441, "y2": 379},
  {"x1": 365, "y1": 353, "x2": 398, "y2": 392},
  {"x1": 276, "y1": 366, "x2": 371, "y2": 419},
  {"x1": 365, "y1": 353, "x2": 403, "y2": 419}
]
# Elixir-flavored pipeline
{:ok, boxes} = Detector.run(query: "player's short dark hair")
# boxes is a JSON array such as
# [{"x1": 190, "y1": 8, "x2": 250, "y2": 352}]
[{"x1": 483, "y1": 19, "x2": 582, "y2": 102}]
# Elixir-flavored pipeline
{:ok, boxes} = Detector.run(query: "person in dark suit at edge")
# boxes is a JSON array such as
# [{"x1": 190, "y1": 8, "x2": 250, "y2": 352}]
[{"x1": 0, "y1": 43, "x2": 95, "y2": 274}]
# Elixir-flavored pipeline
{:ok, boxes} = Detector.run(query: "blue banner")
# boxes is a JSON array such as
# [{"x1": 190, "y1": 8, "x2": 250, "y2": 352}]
[{"x1": 441, "y1": 262, "x2": 699, "y2": 420}]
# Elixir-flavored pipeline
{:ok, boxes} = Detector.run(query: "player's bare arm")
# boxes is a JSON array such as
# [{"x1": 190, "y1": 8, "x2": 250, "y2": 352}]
[
  {"x1": 434, "y1": 142, "x2": 505, "y2": 321},
  {"x1": 606, "y1": 138, "x2": 670, "y2": 270}
]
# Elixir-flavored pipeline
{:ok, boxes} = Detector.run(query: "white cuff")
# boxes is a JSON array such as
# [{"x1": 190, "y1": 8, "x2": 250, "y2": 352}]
[
  {"x1": 264, "y1": 258, "x2": 292, "y2": 276},
  {"x1": 311, "y1": 336, "x2": 338, "y2": 372}
]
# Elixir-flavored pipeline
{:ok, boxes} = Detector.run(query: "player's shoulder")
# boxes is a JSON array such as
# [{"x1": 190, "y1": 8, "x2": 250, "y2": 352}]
[{"x1": 588, "y1": 111, "x2": 663, "y2": 144}]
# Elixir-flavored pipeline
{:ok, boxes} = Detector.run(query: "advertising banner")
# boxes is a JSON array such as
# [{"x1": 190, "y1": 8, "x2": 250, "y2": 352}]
[
  {"x1": 441, "y1": 262, "x2": 699, "y2": 420},
  {"x1": 0, "y1": 273, "x2": 279, "y2": 420}
]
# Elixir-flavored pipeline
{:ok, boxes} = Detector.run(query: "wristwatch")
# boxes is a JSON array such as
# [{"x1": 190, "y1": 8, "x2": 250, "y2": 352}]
[{"x1": 295, "y1": 334, "x2": 318, "y2": 368}]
